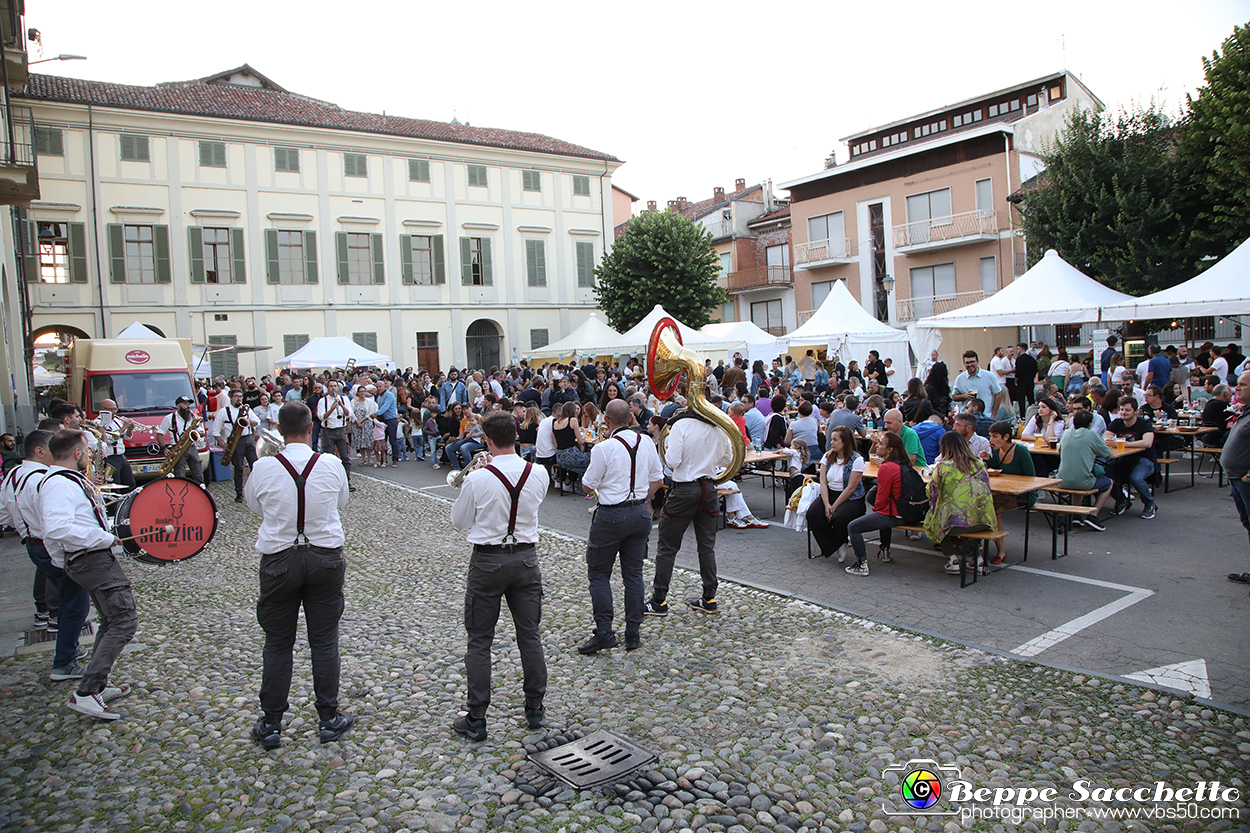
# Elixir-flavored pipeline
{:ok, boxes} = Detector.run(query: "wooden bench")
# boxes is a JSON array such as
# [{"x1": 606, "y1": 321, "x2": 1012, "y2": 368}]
[
  {"x1": 1194, "y1": 446, "x2": 1225, "y2": 486},
  {"x1": 752, "y1": 468, "x2": 788, "y2": 517},
  {"x1": 894, "y1": 524, "x2": 1009, "y2": 588},
  {"x1": 1031, "y1": 503, "x2": 1098, "y2": 559},
  {"x1": 717, "y1": 487, "x2": 736, "y2": 529},
  {"x1": 1156, "y1": 457, "x2": 1180, "y2": 493}
]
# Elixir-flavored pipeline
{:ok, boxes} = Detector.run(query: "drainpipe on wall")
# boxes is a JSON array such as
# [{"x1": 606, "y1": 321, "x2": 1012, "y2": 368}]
[
  {"x1": 88, "y1": 104, "x2": 107, "y2": 337},
  {"x1": 1003, "y1": 132, "x2": 1014, "y2": 293}
]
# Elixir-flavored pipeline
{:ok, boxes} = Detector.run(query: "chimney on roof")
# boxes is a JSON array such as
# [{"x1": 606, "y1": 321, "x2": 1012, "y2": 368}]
[
  {"x1": 735, "y1": 178, "x2": 746, "y2": 191},
  {"x1": 824, "y1": 154, "x2": 838, "y2": 169},
  {"x1": 667, "y1": 199, "x2": 678, "y2": 212},
  {"x1": 647, "y1": 200, "x2": 657, "y2": 211},
  {"x1": 713, "y1": 186, "x2": 725, "y2": 202},
  {"x1": 676, "y1": 196, "x2": 688, "y2": 211}
]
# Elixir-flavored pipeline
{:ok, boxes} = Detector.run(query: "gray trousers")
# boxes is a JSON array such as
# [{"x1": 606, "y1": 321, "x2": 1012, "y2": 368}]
[
  {"x1": 320, "y1": 426, "x2": 352, "y2": 481},
  {"x1": 463, "y1": 545, "x2": 546, "y2": 718},
  {"x1": 652, "y1": 479, "x2": 719, "y2": 604},
  {"x1": 587, "y1": 503, "x2": 651, "y2": 634},
  {"x1": 64, "y1": 549, "x2": 137, "y2": 696},
  {"x1": 173, "y1": 447, "x2": 204, "y2": 485},
  {"x1": 231, "y1": 436, "x2": 258, "y2": 497}
]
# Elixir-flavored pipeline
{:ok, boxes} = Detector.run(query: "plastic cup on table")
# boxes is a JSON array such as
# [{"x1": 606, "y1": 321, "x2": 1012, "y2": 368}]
[{"x1": 1116, "y1": 438, "x2": 1126, "y2": 452}]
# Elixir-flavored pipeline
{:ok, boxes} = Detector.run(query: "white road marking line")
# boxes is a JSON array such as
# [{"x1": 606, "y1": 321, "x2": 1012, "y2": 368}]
[
  {"x1": 1008, "y1": 565, "x2": 1150, "y2": 594},
  {"x1": 1011, "y1": 588, "x2": 1154, "y2": 658},
  {"x1": 1124, "y1": 659, "x2": 1212, "y2": 699}
]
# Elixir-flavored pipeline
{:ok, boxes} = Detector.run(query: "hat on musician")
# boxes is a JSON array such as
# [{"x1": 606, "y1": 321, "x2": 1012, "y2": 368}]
[{"x1": 176, "y1": 395, "x2": 193, "y2": 404}]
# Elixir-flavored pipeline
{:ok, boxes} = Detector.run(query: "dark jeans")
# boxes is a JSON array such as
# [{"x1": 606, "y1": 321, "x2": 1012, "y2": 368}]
[
  {"x1": 1016, "y1": 380, "x2": 1034, "y2": 415},
  {"x1": 105, "y1": 454, "x2": 136, "y2": 490},
  {"x1": 847, "y1": 511, "x2": 901, "y2": 565},
  {"x1": 28, "y1": 543, "x2": 89, "y2": 668},
  {"x1": 384, "y1": 417, "x2": 401, "y2": 463},
  {"x1": 64, "y1": 549, "x2": 137, "y2": 695},
  {"x1": 1230, "y1": 477, "x2": 1250, "y2": 553},
  {"x1": 173, "y1": 447, "x2": 205, "y2": 485},
  {"x1": 320, "y1": 427, "x2": 353, "y2": 481},
  {"x1": 311, "y1": 419, "x2": 321, "y2": 454},
  {"x1": 33, "y1": 565, "x2": 59, "y2": 614},
  {"x1": 652, "y1": 479, "x2": 719, "y2": 604},
  {"x1": 805, "y1": 491, "x2": 866, "y2": 557},
  {"x1": 232, "y1": 436, "x2": 258, "y2": 497},
  {"x1": 1111, "y1": 455, "x2": 1155, "y2": 506},
  {"x1": 256, "y1": 545, "x2": 346, "y2": 723},
  {"x1": 463, "y1": 544, "x2": 546, "y2": 718},
  {"x1": 587, "y1": 503, "x2": 651, "y2": 634}
]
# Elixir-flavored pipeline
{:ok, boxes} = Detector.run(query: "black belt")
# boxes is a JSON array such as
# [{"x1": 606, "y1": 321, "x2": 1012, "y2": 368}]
[
  {"x1": 674, "y1": 477, "x2": 714, "y2": 485},
  {"x1": 599, "y1": 498, "x2": 649, "y2": 508},
  {"x1": 473, "y1": 542, "x2": 537, "y2": 553},
  {"x1": 23, "y1": 536, "x2": 43, "y2": 545}
]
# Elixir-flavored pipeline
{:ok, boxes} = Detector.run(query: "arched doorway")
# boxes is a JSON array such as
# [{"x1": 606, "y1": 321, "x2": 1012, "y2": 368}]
[
  {"x1": 29, "y1": 325, "x2": 91, "y2": 412},
  {"x1": 465, "y1": 319, "x2": 501, "y2": 372}
]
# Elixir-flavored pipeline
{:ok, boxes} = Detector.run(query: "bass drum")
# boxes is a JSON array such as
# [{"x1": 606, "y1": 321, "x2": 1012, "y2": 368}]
[{"x1": 114, "y1": 477, "x2": 219, "y2": 565}]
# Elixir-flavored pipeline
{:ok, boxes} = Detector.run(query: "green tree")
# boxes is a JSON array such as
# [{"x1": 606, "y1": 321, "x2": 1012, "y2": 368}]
[
  {"x1": 1016, "y1": 105, "x2": 1204, "y2": 295},
  {"x1": 1179, "y1": 21, "x2": 1250, "y2": 257},
  {"x1": 593, "y1": 210, "x2": 724, "y2": 331}
]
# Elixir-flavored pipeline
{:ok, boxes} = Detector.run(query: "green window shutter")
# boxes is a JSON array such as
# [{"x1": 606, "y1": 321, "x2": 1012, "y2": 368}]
[
  {"x1": 35, "y1": 127, "x2": 63, "y2": 157},
  {"x1": 121, "y1": 134, "x2": 149, "y2": 162},
  {"x1": 214, "y1": 143, "x2": 226, "y2": 167},
  {"x1": 199, "y1": 142, "x2": 212, "y2": 166},
  {"x1": 22, "y1": 219, "x2": 38, "y2": 283},
  {"x1": 107, "y1": 223, "x2": 126, "y2": 283},
  {"x1": 154, "y1": 225, "x2": 171, "y2": 283},
  {"x1": 526, "y1": 239, "x2": 546, "y2": 287},
  {"x1": 200, "y1": 141, "x2": 226, "y2": 167},
  {"x1": 345, "y1": 153, "x2": 367, "y2": 178},
  {"x1": 523, "y1": 170, "x2": 541, "y2": 191},
  {"x1": 408, "y1": 159, "x2": 429, "y2": 182},
  {"x1": 460, "y1": 237, "x2": 472, "y2": 285},
  {"x1": 120, "y1": 134, "x2": 134, "y2": 160},
  {"x1": 274, "y1": 146, "x2": 300, "y2": 173},
  {"x1": 400, "y1": 234, "x2": 413, "y2": 284},
  {"x1": 68, "y1": 222, "x2": 89, "y2": 283},
  {"x1": 231, "y1": 227, "x2": 246, "y2": 283},
  {"x1": 283, "y1": 335, "x2": 300, "y2": 356},
  {"x1": 371, "y1": 233, "x2": 385, "y2": 284},
  {"x1": 432, "y1": 235, "x2": 445, "y2": 285},
  {"x1": 481, "y1": 238, "x2": 493, "y2": 286},
  {"x1": 573, "y1": 175, "x2": 590, "y2": 196},
  {"x1": 264, "y1": 229, "x2": 280, "y2": 284},
  {"x1": 188, "y1": 226, "x2": 205, "y2": 283},
  {"x1": 336, "y1": 232, "x2": 349, "y2": 284},
  {"x1": 577, "y1": 241, "x2": 595, "y2": 287},
  {"x1": 468, "y1": 165, "x2": 486, "y2": 187},
  {"x1": 304, "y1": 230, "x2": 318, "y2": 284}
]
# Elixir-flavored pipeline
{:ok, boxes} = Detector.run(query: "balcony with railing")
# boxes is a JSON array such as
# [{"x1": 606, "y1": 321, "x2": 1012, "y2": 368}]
[
  {"x1": 1, "y1": 0, "x2": 27, "y2": 87},
  {"x1": 0, "y1": 103, "x2": 38, "y2": 203},
  {"x1": 893, "y1": 210, "x2": 1000, "y2": 253},
  {"x1": 727, "y1": 265, "x2": 792, "y2": 294},
  {"x1": 706, "y1": 218, "x2": 734, "y2": 240},
  {"x1": 895, "y1": 289, "x2": 994, "y2": 322},
  {"x1": 794, "y1": 237, "x2": 854, "y2": 269}
]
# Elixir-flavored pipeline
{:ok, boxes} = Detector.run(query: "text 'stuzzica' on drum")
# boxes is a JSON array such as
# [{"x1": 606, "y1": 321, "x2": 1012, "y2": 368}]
[{"x1": 114, "y1": 477, "x2": 220, "y2": 565}]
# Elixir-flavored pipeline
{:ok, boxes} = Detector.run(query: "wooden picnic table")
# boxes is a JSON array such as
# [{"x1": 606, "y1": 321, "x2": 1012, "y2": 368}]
[
  {"x1": 1156, "y1": 425, "x2": 1217, "y2": 490},
  {"x1": 861, "y1": 460, "x2": 1060, "y2": 495},
  {"x1": 743, "y1": 449, "x2": 790, "y2": 517},
  {"x1": 1026, "y1": 443, "x2": 1138, "y2": 458}
]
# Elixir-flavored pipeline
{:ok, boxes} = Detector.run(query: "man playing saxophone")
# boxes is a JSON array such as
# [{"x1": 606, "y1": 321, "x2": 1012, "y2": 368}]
[
  {"x1": 92, "y1": 399, "x2": 137, "y2": 490},
  {"x1": 158, "y1": 396, "x2": 205, "y2": 485},
  {"x1": 214, "y1": 389, "x2": 260, "y2": 503}
]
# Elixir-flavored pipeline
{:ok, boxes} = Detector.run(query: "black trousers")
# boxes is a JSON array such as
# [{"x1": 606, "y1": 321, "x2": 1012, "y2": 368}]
[
  {"x1": 653, "y1": 479, "x2": 719, "y2": 604},
  {"x1": 173, "y1": 447, "x2": 204, "y2": 485},
  {"x1": 231, "y1": 436, "x2": 258, "y2": 497},
  {"x1": 464, "y1": 544, "x2": 546, "y2": 718},
  {"x1": 105, "y1": 454, "x2": 136, "y2": 490},
  {"x1": 320, "y1": 426, "x2": 353, "y2": 481},
  {"x1": 587, "y1": 503, "x2": 651, "y2": 634},
  {"x1": 805, "y1": 491, "x2": 866, "y2": 556},
  {"x1": 256, "y1": 545, "x2": 345, "y2": 723}
]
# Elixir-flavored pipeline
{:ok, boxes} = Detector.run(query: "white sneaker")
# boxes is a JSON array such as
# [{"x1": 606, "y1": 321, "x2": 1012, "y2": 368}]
[
  {"x1": 943, "y1": 556, "x2": 962, "y2": 575},
  {"x1": 101, "y1": 684, "x2": 132, "y2": 703},
  {"x1": 67, "y1": 692, "x2": 120, "y2": 720},
  {"x1": 432, "y1": 463, "x2": 441, "y2": 470},
  {"x1": 726, "y1": 517, "x2": 749, "y2": 529}
]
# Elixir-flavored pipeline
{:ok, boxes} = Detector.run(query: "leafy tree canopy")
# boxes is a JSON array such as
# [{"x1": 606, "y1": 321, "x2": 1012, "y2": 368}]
[{"x1": 593, "y1": 210, "x2": 724, "y2": 331}]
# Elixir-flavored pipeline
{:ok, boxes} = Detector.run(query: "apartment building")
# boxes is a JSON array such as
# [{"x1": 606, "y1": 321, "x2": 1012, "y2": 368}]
[
  {"x1": 780, "y1": 71, "x2": 1101, "y2": 359},
  {"x1": 8, "y1": 64, "x2": 621, "y2": 383}
]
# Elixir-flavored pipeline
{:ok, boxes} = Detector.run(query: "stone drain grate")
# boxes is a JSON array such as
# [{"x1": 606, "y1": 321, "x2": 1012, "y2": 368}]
[{"x1": 528, "y1": 730, "x2": 657, "y2": 789}]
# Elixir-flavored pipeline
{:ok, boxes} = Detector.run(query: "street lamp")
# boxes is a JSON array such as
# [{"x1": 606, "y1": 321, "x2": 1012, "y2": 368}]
[
  {"x1": 29, "y1": 54, "x2": 87, "y2": 65},
  {"x1": 880, "y1": 274, "x2": 895, "y2": 294}
]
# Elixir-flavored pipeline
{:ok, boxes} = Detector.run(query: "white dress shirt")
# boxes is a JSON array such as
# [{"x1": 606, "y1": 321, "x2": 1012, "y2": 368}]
[
  {"x1": 1, "y1": 460, "x2": 47, "y2": 539},
  {"x1": 159, "y1": 410, "x2": 207, "y2": 450},
  {"x1": 39, "y1": 465, "x2": 114, "y2": 567},
  {"x1": 451, "y1": 452, "x2": 548, "y2": 545},
  {"x1": 213, "y1": 404, "x2": 258, "y2": 443},
  {"x1": 317, "y1": 394, "x2": 353, "y2": 429},
  {"x1": 534, "y1": 415, "x2": 557, "y2": 459},
  {"x1": 93, "y1": 412, "x2": 129, "y2": 455},
  {"x1": 663, "y1": 417, "x2": 733, "y2": 482},
  {"x1": 244, "y1": 442, "x2": 349, "y2": 554},
  {"x1": 582, "y1": 428, "x2": 663, "y2": 505}
]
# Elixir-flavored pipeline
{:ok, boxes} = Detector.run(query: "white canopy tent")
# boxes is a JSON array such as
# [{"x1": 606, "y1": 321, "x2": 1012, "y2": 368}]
[
  {"x1": 916, "y1": 249, "x2": 1134, "y2": 328},
  {"x1": 32, "y1": 365, "x2": 65, "y2": 386},
  {"x1": 697, "y1": 321, "x2": 780, "y2": 367},
  {"x1": 595, "y1": 304, "x2": 749, "y2": 356},
  {"x1": 116, "y1": 320, "x2": 211, "y2": 377},
  {"x1": 1100, "y1": 236, "x2": 1250, "y2": 320},
  {"x1": 779, "y1": 279, "x2": 913, "y2": 373},
  {"x1": 276, "y1": 336, "x2": 392, "y2": 370},
  {"x1": 524, "y1": 312, "x2": 622, "y2": 361}
]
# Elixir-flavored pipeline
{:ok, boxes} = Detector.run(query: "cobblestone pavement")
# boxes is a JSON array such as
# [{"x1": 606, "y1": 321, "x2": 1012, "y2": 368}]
[{"x1": 1, "y1": 478, "x2": 1247, "y2": 833}]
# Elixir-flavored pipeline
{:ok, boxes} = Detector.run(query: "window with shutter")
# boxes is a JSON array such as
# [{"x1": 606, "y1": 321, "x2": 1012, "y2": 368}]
[
  {"x1": 199, "y1": 141, "x2": 226, "y2": 168},
  {"x1": 342, "y1": 232, "x2": 372, "y2": 285},
  {"x1": 530, "y1": 329, "x2": 549, "y2": 350},
  {"x1": 576, "y1": 241, "x2": 595, "y2": 287},
  {"x1": 209, "y1": 335, "x2": 238, "y2": 379},
  {"x1": 525, "y1": 239, "x2": 546, "y2": 287},
  {"x1": 572, "y1": 175, "x2": 590, "y2": 197},
  {"x1": 352, "y1": 332, "x2": 378, "y2": 352},
  {"x1": 408, "y1": 159, "x2": 430, "y2": 182},
  {"x1": 274, "y1": 146, "x2": 300, "y2": 173},
  {"x1": 123, "y1": 225, "x2": 157, "y2": 283},
  {"x1": 522, "y1": 170, "x2": 541, "y2": 192},
  {"x1": 272, "y1": 230, "x2": 306, "y2": 284},
  {"x1": 405, "y1": 235, "x2": 434, "y2": 285},
  {"x1": 120, "y1": 134, "x2": 149, "y2": 162},
  {"x1": 283, "y1": 334, "x2": 310, "y2": 356},
  {"x1": 461, "y1": 236, "x2": 492, "y2": 286},
  {"x1": 34, "y1": 222, "x2": 70, "y2": 283},
  {"x1": 201, "y1": 228, "x2": 232, "y2": 284},
  {"x1": 467, "y1": 165, "x2": 487, "y2": 188},
  {"x1": 344, "y1": 153, "x2": 367, "y2": 178},
  {"x1": 34, "y1": 126, "x2": 63, "y2": 157}
]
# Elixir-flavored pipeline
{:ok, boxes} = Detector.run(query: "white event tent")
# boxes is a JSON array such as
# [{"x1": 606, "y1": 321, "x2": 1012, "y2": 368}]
[
  {"x1": 1100, "y1": 236, "x2": 1250, "y2": 320},
  {"x1": 698, "y1": 321, "x2": 781, "y2": 367},
  {"x1": 594, "y1": 304, "x2": 750, "y2": 357},
  {"x1": 525, "y1": 312, "x2": 622, "y2": 361},
  {"x1": 915, "y1": 249, "x2": 1134, "y2": 328},
  {"x1": 780, "y1": 279, "x2": 912, "y2": 372},
  {"x1": 276, "y1": 336, "x2": 391, "y2": 370}
]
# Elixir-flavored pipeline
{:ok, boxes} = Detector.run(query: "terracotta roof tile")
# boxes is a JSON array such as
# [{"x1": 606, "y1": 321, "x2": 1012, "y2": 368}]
[
  {"x1": 673, "y1": 184, "x2": 761, "y2": 221},
  {"x1": 749, "y1": 205, "x2": 791, "y2": 225},
  {"x1": 19, "y1": 73, "x2": 619, "y2": 162}
]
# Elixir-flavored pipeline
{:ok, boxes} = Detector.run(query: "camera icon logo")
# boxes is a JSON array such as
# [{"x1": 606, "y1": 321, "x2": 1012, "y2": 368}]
[{"x1": 881, "y1": 759, "x2": 963, "y2": 816}]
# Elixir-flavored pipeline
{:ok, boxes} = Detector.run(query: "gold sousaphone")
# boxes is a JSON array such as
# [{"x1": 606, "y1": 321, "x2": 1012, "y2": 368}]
[{"x1": 645, "y1": 317, "x2": 745, "y2": 485}]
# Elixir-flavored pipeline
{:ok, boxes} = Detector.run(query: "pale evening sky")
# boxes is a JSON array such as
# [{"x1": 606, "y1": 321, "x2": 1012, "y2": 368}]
[{"x1": 26, "y1": 0, "x2": 1249, "y2": 215}]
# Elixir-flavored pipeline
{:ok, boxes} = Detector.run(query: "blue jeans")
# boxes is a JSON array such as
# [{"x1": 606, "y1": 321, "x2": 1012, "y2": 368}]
[
  {"x1": 1114, "y1": 456, "x2": 1155, "y2": 506},
  {"x1": 447, "y1": 439, "x2": 484, "y2": 469},
  {"x1": 1230, "y1": 477, "x2": 1250, "y2": 552},
  {"x1": 384, "y1": 417, "x2": 401, "y2": 463},
  {"x1": 27, "y1": 544, "x2": 90, "y2": 669}
]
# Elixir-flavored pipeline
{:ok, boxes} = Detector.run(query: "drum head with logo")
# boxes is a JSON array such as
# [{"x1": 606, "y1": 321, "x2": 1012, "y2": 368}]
[{"x1": 114, "y1": 477, "x2": 219, "y2": 565}]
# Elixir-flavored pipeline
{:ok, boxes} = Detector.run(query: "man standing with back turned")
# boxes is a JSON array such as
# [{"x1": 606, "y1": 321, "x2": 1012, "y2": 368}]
[
  {"x1": 451, "y1": 410, "x2": 549, "y2": 742},
  {"x1": 245, "y1": 402, "x2": 353, "y2": 749}
]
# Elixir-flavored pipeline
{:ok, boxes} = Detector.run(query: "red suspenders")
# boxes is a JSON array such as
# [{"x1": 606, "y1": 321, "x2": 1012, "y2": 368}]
[
  {"x1": 275, "y1": 453, "x2": 322, "y2": 546},
  {"x1": 483, "y1": 462, "x2": 534, "y2": 544}
]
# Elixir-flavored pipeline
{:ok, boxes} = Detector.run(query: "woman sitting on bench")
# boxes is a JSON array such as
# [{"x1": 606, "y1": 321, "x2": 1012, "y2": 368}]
[
  {"x1": 986, "y1": 420, "x2": 1038, "y2": 564},
  {"x1": 924, "y1": 432, "x2": 997, "y2": 576}
]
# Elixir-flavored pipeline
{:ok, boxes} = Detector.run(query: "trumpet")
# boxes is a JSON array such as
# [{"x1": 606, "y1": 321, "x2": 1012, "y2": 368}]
[
  {"x1": 256, "y1": 428, "x2": 286, "y2": 458},
  {"x1": 447, "y1": 451, "x2": 492, "y2": 488}
]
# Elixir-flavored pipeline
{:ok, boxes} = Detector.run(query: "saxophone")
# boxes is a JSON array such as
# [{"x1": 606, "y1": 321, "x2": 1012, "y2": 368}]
[
  {"x1": 80, "y1": 422, "x2": 115, "y2": 486},
  {"x1": 222, "y1": 409, "x2": 250, "y2": 460},
  {"x1": 158, "y1": 416, "x2": 203, "y2": 477},
  {"x1": 645, "y1": 317, "x2": 745, "y2": 485}
]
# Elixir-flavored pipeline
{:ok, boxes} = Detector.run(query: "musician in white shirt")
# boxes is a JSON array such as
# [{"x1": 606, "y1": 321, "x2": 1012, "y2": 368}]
[
  {"x1": 158, "y1": 396, "x2": 205, "y2": 484},
  {"x1": 93, "y1": 399, "x2": 136, "y2": 490},
  {"x1": 40, "y1": 429, "x2": 134, "y2": 721},
  {"x1": 213, "y1": 389, "x2": 260, "y2": 502},
  {"x1": 577, "y1": 400, "x2": 664, "y2": 654},
  {"x1": 449, "y1": 411, "x2": 549, "y2": 742},
  {"x1": 315, "y1": 380, "x2": 354, "y2": 489},
  {"x1": 244, "y1": 402, "x2": 352, "y2": 748},
  {"x1": 647, "y1": 411, "x2": 734, "y2": 616}
]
